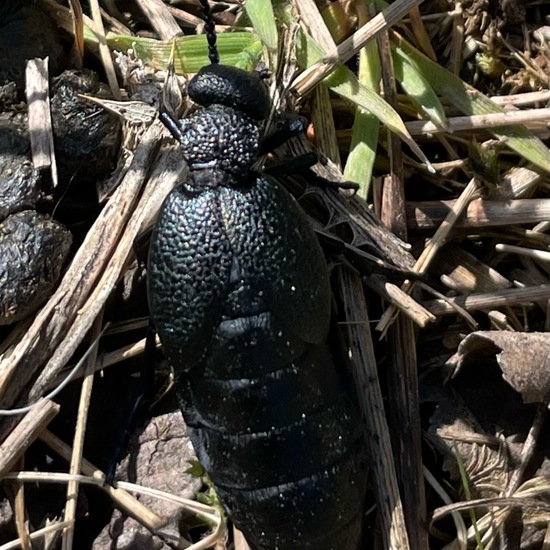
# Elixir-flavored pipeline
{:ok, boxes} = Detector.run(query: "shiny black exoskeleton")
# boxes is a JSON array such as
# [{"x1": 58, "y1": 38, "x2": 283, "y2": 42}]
[{"x1": 147, "y1": 9, "x2": 367, "y2": 548}]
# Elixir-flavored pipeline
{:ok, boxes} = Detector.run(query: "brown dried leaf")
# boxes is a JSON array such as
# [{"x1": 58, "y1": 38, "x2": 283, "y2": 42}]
[
  {"x1": 447, "y1": 331, "x2": 550, "y2": 404},
  {"x1": 429, "y1": 391, "x2": 512, "y2": 498}
]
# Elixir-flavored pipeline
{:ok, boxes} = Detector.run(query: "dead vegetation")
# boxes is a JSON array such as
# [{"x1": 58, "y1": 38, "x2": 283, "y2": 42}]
[{"x1": 0, "y1": 0, "x2": 550, "y2": 549}]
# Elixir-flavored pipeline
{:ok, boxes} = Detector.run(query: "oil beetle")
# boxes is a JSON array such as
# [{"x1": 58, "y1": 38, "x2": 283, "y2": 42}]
[{"x1": 147, "y1": 2, "x2": 367, "y2": 547}]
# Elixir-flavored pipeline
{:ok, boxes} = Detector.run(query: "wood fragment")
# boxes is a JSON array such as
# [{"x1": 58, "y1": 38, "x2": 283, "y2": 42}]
[
  {"x1": 0, "y1": 399, "x2": 59, "y2": 479},
  {"x1": 385, "y1": 316, "x2": 426, "y2": 550},
  {"x1": 423, "y1": 285, "x2": 550, "y2": 315},
  {"x1": 377, "y1": 18, "x2": 427, "y2": 549},
  {"x1": 496, "y1": 243, "x2": 550, "y2": 263},
  {"x1": 417, "y1": 280, "x2": 478, "y2": 329},
  {"x1": 448, "y1": 3, "x2": 464, "y2": 75},
  {"x1": 25, "y1": 58, "x2": 57, "y2": 186},
  {"x1": 506, "y1": 401, "x2": 549, "y2": 496},
  {"x1": 407, "y1": 198, "x2": 550, "y2": 230},
  {"x1": 39, "y1": 429, "x2": 166, "y2": 531},
  {"x1": 366, "y1": 277, "x2": 436, "y2": 327},
  {"x1": 9, "y1": 456, "x2": 32, "y2": 550},
  {"x1": 135, "y1": 0, "x2": 182, "y2": 40},
  {"x1": 67, "y1": 0, "x2": 85, "y2": 61},
  {"x1": 45, "y1": 336, "x2": 160, "y2": 393},
  {"x1": 291, "y1": 0, "x2": 425, "y2": 97},
  {"x1": 295, "y1": 0, "x2": 336, "y2": 55},
  {"x1": 89, "y1": 0, "x2": 121, "y2": 99},
  {"x1": 406, "y1": 108, "x2": 550, "y2": 135},
  {"x1": 283, "y1": 135, "x2": 416, "y2": 272},
  {"x1": 378, "y1": 178, "x2": 480, "y2": 333},
  {"x1": 488, "y1": 311, "x2": 516, "y2": 331},
  {"x1": 310, "y1": 85, "x2": 342, "y2": 169},
  {"x1": 407, "y1": 5, "x2": 437, "y2": 60},
  {"x1": 61, "y1": 315, "x2": 103, "y2": 550},
  {"x1": 165, "y1": 4, "x2": 204, "y2": 29},
  {"x1": 435, "y1": 246, "x2": 513, "y2": 293},
  {"x1": 488, "y1": 166, "x2": 544, "y2": 200},
  {"x1": 338, "y1": 268, "x2": 411, "y2": 550},
  {"x1": 290, "y1": 0, "x2": 338, "y2": 157},
  {"x1": 2, "y1": 520, "x2": 73, "y2": 550},
  {"x1": 99, "y1": 4, "x2": 133, "y2": 37},
  {"x1": 490, "y1": 90, "x2": 550, "y2": 107},
  {"x1": 378, "y1": 25, "x2": 407, "y2": 241}
]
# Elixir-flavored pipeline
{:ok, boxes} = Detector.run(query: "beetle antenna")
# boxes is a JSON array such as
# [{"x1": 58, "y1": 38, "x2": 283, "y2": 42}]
[{"x1": 199, "y1": 0, "x2": 219, "y2": 65}]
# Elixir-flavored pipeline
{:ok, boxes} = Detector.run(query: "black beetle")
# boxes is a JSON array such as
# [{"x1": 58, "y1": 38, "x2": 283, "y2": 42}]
[{"x1": 147, "y1": 2, "x2": 367, "y2": 547}]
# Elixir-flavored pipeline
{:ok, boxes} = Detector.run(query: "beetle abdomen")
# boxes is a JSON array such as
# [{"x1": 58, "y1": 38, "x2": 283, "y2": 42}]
[{"x1": 178, "y1": 336, "x2": 366, "y2": 549}]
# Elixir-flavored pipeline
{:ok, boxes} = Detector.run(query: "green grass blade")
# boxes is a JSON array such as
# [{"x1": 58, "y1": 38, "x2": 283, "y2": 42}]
[
  {"x1": 394, "y1": 34, "x2": 550, "y2": 173},
  {"x1": 245, "y1": 0, "x2": 278, "y2": 54},
  {"x1": 392, "y1": 44, "x2": 450, "y2": 132},
  {"x1": 297, "y1": 32, "x2": 432, "y2": 169},
  {"x1": 303, "y1": 34, "x2": 433, "y2": 169},
  {"x1": 107, "y1": 32, "x2": 262, "y2": 73},
  {"x1": 343, "y1": 40, "x2": 381, "y2": 198}
]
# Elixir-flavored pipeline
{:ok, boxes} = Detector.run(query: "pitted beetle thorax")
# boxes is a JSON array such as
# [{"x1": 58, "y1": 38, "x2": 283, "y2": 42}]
[
  {"x1": 178, "y1": 104, "x2": 261, "y2": 183},
  {"x1": 188, "y1": 64, "x2": 271, "y2": 120},
  {"x1": 183, "y1": 169, "x2": 230, "y2": 192}
]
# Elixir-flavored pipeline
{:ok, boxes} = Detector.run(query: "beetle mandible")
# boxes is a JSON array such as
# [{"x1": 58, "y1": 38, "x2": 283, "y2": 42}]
[{"x1": 147, "y1": 2, "x2": 367, "y2": 547}]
